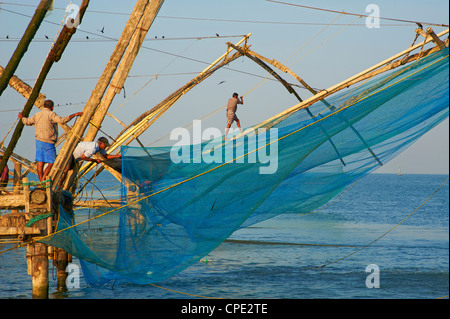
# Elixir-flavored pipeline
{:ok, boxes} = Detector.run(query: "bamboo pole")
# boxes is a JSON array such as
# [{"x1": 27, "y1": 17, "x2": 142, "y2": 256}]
[
  {"x1": 0, "y1": 0, "x2": 90, "y2": 176},
  {"x1": 114, "y1": 36, "x2": 251, "y2": 147},
  {"x1": 0, "y1": 0, "x2": 53, "y2": 97},
  {"x1": 251, "y1": 28, "x2": 449, "y2": 132},
  {"x1": 76, "y1": 33, "x2": 250, "y2": 181},
  {"x1": 49, "y1": 0, "x2": 162, "y2": 190},
  {"x1": 0, "y1": 65, "x2": 71, "y2": 133},
  {"x1": 84, "y1": 1, "x2": 164, "y2": 142},
  {"x1": 27, "y1": 242, "x2": 49, "y2": 299}
]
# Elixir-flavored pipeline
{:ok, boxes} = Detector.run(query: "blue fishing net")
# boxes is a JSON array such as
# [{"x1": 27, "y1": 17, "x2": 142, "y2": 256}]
[{"x1": 41, "y1": 48, "x2": 449, "y2": 286}]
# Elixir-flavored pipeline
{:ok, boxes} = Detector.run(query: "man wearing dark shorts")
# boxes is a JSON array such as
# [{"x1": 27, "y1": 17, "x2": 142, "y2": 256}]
[
  {"x1": 19, "y1": 99, "x2": 82, "y2": 181},
  {"x1": 225, "y1": 92, "x2": 244, "y2": 138}
]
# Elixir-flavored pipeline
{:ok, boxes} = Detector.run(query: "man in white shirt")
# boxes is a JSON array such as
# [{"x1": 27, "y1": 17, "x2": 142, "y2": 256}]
[
  {"x1": 59, "y1": 137, "x2": 121, "y2": 189},
  {"x1": 73, "y1": 137, "x2": 121, "y2": 163}
]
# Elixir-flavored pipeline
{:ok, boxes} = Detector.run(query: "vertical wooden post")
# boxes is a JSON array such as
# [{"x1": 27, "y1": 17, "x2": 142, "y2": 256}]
[
  {"x1": 23, "y1": 177, "x2": 30, "y2": 213},
  {"x1": 24, "y1": 177, "x2": 50, "y2": 299},
  {"x1": 54, "y1": 248, "x2": 69, "y2": 292},
  {"x1": 27, "y1": 242, "x2": 49, "y2": 299}
]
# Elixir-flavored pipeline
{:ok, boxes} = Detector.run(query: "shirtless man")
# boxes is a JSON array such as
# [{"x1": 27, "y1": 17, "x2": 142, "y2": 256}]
[{"x1": 225, "y1": 93, "x2": 244, "y2": 138}]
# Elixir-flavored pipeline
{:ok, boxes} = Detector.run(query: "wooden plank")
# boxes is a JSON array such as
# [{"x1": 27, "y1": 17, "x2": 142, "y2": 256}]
[
  {"x1": 0, "y1": 146, "x2": 37, "y2": 175},
  {"x1": 427, "y1": 27, "x2": 446, "y2": 48},
  {"x1": 0, "y1": 227, "x2": 41, "y2": 236},
  {"x1": 0, "y1": 194, "x2": 25, "y2": 209}
]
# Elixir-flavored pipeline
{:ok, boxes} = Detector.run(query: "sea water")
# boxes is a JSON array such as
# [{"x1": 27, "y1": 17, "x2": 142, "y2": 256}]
[{"x1": 0, "y1": 174, "x2": 448, "y2": 299}]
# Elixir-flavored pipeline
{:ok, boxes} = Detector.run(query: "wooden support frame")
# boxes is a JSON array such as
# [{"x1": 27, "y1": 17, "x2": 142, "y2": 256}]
[
  {"x1": 253, "y1": 28, "x2": 449, "y2": 132},
  {"x1": 76, "y1": 34, "x2": 251, "y2": 182},
  {"x1": 0, "y1": 0, "x2": 90, "y2": 177},
  {"x1": 50, "y1": 0, "x2": 164, "y2": 190}
]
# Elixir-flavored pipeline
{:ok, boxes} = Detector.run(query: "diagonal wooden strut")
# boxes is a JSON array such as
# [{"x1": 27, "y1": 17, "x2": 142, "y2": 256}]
[
  {"x1": 229, "y1": 43, "x2": 383, "y2": 166},
  {"x1": 228, "y1": 43, "x2": 348, "y2": 166}
]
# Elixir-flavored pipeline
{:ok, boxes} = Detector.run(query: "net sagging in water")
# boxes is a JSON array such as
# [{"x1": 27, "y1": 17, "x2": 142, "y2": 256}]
[{"x1": 41, "y1": 48, "x2": 449, "y2": 286}]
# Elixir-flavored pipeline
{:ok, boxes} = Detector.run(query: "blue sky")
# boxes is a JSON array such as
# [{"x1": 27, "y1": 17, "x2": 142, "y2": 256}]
[{"x1": 0, "y1": 0, "x2": 448, "y2": 174}]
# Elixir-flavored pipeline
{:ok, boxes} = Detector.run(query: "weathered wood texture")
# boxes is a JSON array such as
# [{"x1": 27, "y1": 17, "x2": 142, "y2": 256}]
[
  {"x1": 50, "y1": 0, "x2": 163, "y2": 189},
  {"x1": 0, "y1": 0, "x2": 90, "y2": 175}
]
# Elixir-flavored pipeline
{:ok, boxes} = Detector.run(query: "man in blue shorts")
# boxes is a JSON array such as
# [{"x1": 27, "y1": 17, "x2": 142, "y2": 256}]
[{"x1": 19, "y1": 100, "x2": 83, "y2": 182}]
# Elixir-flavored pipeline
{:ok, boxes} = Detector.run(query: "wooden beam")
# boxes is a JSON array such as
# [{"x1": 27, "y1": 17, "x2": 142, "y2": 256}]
[
  {"x1": 74, "y1": 199, "x2": 122, "y2": 208},
  {"x1": 0, "y1": 0, "x2": 90, "y2": 177},
  {"x1": 227, "y1": 43, "x2": 303, "y2": 101},
  {"x1": 0, "y1": 0, "x2": 54, "y2": 97},
  {"x1": 0, "y1": 146, "x2": 37, "y2": 176},
  {"x1": 84, "y1": 0, "x2": 164, "y2": 142},
  {"x1": 49, "y1": 0, "x2": 160, "y2": 190},
  {"x1": 251, "y1": 29, "x2": 449, "y2": 132},
  {"x1": 427, "y1": 27, "x2": 446, "y2": 48},
  {"x1": 244, "y1": 49, "x2": 320, "y2": 97},
  {"x1": 76, "y1": 35, "x2": 251, "y2": 181}
]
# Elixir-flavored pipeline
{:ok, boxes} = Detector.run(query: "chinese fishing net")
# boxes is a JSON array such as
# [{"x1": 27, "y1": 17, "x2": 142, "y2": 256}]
[{"x1": 41, "y1": 47, "x2": 449, "y2": 286}]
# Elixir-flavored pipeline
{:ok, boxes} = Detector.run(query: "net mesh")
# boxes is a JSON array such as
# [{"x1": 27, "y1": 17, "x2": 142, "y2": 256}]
[{"x1": 41, "y1": 48, "x2": 449, "y2": 286}]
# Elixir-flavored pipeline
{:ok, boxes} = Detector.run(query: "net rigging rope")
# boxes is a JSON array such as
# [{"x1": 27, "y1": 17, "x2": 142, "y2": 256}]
[
  {"x1": 31, "y1": 52, "x2": 449, "y2": 243},
  {"x1": 265, "y1": 0, "x2": 450, "y2": 28},
  {"x1": 144, "y1": 13, "x2": 354, "y2": 148}
]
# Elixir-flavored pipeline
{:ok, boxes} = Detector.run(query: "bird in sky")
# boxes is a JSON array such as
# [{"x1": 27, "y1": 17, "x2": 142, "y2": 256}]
[{"x1": 98, "y1": 26, "x2": 105, "y2": 33}]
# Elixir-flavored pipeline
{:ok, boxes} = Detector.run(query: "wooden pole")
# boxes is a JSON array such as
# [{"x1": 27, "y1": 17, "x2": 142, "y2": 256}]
[
  {"x1": 84, "y1": 0, "x2": 164, "y2": 142},
  {"x1": 27, "y1": 242, "x2": 49, "y2": 299},
  {"x1": 0, "y1": 65, "x2": 70, "y2": 133},
  {"x1": 0, "y1": 0, "x2": 90, "y2": 176},
  {"x1": 111, "y1": 35, "x2": 251, "y2": 151},
  {"x1": 49, "y1": 0, "x2": 160, "y2": 190},
  {"x1": 0, "y1": 0, "x2": 53, "y2": 97},
  {"x1": 76, "y1": 34, "x2": 251, "y2": 183},
  {"x1": 251, "y1": 29, "x2": 449, "y2": 132},
  {"x1": 12, "y1": 162, "x2": 22, "y2": 213}
]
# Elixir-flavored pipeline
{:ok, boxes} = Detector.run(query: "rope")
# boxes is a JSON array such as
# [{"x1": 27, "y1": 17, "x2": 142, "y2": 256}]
[
  {"x1": 26, "y1": 212, "x2": 54, "y2": 227},
  {"x1": 315, "y1": 177, "x2": 449, "y2": 269},
  {"x1": 289, "y1": 16, "x2": 362, "y2": 67},
  {"x1": 147, "y1": 13, "x2": 347, "y2": 147},
  {"x1": 0, "y1": 177, "x2": 447, "y2": 300},
  {"x1": 110, "y1": 39, "x2": 201, "y2": 117},
  {"x1": 33, "y1": 53, "x2": 449, "y2": 242},
  {"x1": 1, "y1": 2, "x2": 445, "y2": 28},
  {"x1": 149, "y1": 284, "x2": 223, "y2": 299}
]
